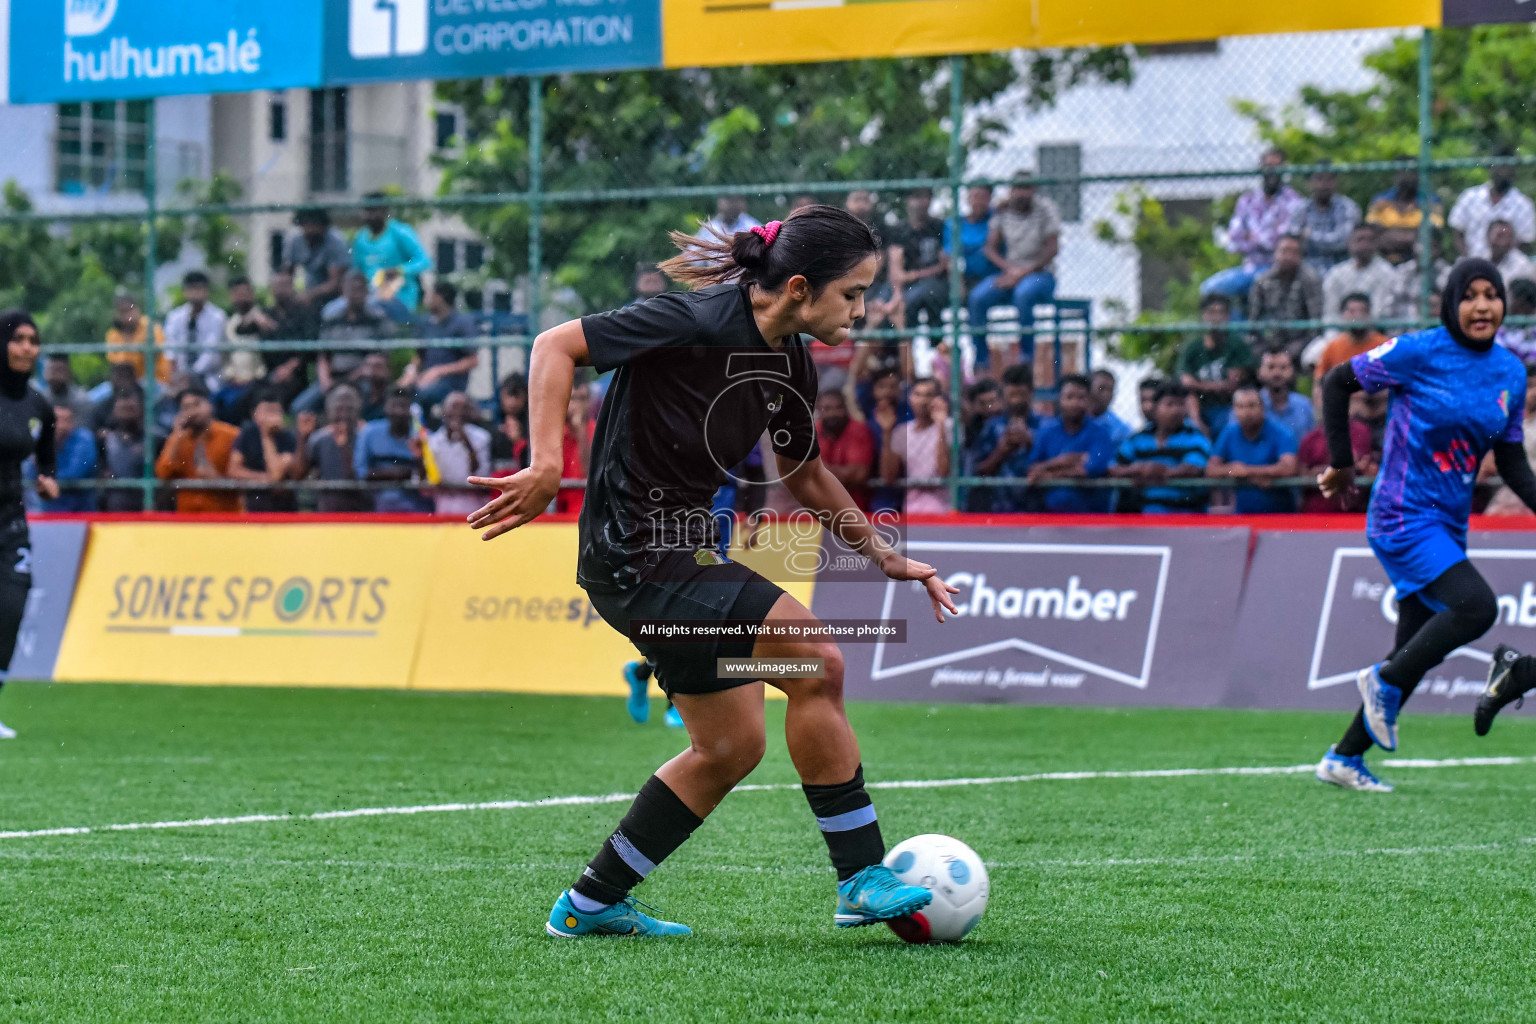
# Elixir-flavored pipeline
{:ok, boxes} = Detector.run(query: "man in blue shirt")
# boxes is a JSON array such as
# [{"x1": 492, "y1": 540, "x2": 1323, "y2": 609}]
[
  {"x1": 1028, "y1": 374, "x2": 1115, "y2": 513},
  {"x1": 354, "y1": 387, "x2": 432, "y2": 513},
  {"x1": 1208, "y1": 385, "x2": 1299, "y2": 513},
  {"x1": 40, "y1": 404, "x2": 97, "y2": 512},
  {"x1": 943, "y1": 184, "x2": 995, "y2": 290},
  {"x1": 353, "y1": 194, "x2": 433, "y2": 313},
  {"x1": 1257, "y1": 350, "x2": 1314, "y2": 440},
  {"x1": 1110, "y1": 382, "x2": 1213, "y2": 513},
  {"x1": 407, "y1": 281, "x2": 481, "y2": 420},
  {"x1": 1088, "y1": 368, "x2": 1132, "y2": 447}
]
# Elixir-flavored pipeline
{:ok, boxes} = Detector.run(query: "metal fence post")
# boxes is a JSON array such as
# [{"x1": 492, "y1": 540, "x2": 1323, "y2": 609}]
[
  {"x1": 947, "y1": 55, "x2": 965, "y2": 512},
  {"x1": 140, "y1": 99, "x2": 159, "y2": 510},
  {"x1": 1417, "y1": 28, "x2": 1434, "y2": 318},
  {"x1": 528, "y1": 76, "x2": 545, "y2": 344}
]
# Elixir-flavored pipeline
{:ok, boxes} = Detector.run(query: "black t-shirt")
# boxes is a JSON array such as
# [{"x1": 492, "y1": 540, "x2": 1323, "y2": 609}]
[
  {"x1": 887, "y1": 219, "x2": 944, "y2": 275},
  {"x1": 577, "y1": 282, "x2": 821, "y2": 590},
  {"x1": 236, "y1": 423, "x2": 299, "y2": 513}
]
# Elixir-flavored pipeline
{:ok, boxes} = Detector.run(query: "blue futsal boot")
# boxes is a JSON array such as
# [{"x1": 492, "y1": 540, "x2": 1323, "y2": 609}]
[
  {"x1": 1315, "y1": 745, "x2": 1393, "y2": 792},
  {"x1": 1357, "y1": 664, "x2": 1402, "y2": 752},
  {"x1": 623, "y1": 661, "x2": 650, "y2": 724},
  {"x1": 664, "y1": 703, "x2": 685, "y2": 729},
  {"x1": 545, "y1": 890, "x2": 692, "y2": 938},
  {"x1": 833, "y1": 864, "x2": 933, "y2": 928}
]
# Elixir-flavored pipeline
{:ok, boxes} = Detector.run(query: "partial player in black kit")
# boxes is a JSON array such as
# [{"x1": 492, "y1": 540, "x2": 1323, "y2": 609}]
[
  {"x1": 0, "y1": 311, "x2": 59, "y2": 739},
  {"x1": 468, "y1": 205, "x2": 961, "y2": 938}
]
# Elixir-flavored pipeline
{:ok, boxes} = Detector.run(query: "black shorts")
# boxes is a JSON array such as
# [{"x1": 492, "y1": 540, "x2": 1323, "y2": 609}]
[{"x1": 584, "y1": 549, "x2": 785, "y2": 697}]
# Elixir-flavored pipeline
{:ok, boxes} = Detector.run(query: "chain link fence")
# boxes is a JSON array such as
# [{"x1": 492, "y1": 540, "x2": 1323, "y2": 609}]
[{"x1": 11, "y1": 26, "x2": 1535, "y2": 515}]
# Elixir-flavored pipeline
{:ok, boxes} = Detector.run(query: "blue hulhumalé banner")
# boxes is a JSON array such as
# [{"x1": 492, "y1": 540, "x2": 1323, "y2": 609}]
[
  {"x1": 9, "y1": 0, "x2": 324, "y2": 103},
  {"x1": 322, "y1": 0, "x2": 661, "y2": 85}
]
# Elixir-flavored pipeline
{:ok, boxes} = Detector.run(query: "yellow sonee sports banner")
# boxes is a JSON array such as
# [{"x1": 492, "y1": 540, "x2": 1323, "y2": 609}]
[
  {"x1": 55, "y1": 524, "x2": 441, "y2": 688},
  {"x1": 661, "y1": 0, "x2": 1440, "y2": 70}
]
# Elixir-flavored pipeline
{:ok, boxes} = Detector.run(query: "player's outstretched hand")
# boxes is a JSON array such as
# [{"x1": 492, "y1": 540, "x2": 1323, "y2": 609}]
[
  {"x1": 877, "y1": 554, "x2": 960, "y2": 623},
  {"x1": 466, "y1": 466, "x2": 561, "y2": 541},
  {"x1": 1317, "y1": 465, "x2": 1354, "y2": 500}
]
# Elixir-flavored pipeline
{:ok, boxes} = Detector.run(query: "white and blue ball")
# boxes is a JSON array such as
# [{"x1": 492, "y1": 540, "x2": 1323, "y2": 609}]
[{"x1": 883, "y1": 833, "x2": 989, "y2": 943}]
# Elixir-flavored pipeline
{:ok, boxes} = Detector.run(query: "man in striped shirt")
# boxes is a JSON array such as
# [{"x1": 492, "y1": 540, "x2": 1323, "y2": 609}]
[{"x1": 1109, "y1": 382, "x2": 1213, "y2": 513}]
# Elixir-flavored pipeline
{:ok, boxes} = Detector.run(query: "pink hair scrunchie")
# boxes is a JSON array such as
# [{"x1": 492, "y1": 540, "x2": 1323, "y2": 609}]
[{"x1": 751, "y1": 220, "x2": 783, "y2": 247}]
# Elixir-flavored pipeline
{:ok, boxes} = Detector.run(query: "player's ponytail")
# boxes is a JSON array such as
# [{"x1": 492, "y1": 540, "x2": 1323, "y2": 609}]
[{"x1": 661, "y1": 204, "x2": 880, "y2": 294}]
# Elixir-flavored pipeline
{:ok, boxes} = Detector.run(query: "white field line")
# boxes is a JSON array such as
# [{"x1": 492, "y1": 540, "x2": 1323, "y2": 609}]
[{"x1": 2, "y1": 755, "x2": 1533, "y2": 843}]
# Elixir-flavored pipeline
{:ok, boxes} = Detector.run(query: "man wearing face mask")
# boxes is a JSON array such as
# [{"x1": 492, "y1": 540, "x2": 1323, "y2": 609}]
[
  {"x1": 1201, "y1": 148, "x2": 1307, "y2": 309},
  {"x1": 1312, "y1": 260, "x2": 1536, "y2": 787},
  {"x1": 1449, "y1": 155, "x2": 1536, "y2": 261}
]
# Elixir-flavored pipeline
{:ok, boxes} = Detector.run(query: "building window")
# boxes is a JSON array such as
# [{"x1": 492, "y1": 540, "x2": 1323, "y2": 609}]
[
  {"x1": 1137, "y1": 40, "x2": 1219, "y2": 57},
  {"x1": 269, "y1": 230, "x2": 286, "y2": 275},
  {"x1": 464, "y1": 242, "x2": 484, "y2": 271},
  {"x1": 308, "y1": 87, "x2": 349, "y2": 193},
  {"x1": 55, "y1": 99, "x2": 151, "y2": 195},
  {"x1": 1037, "y1": 143, "x2": 1082, "y2": 224},
  {"x1": 435, "y1": 109, "x2": 460, "y2": 151},
  {"x1": 436, "y1": 239, "x2": 458, "y2": 275},
  {"x1": 269, "y1": 96, "x2": 287, "y2": 142}
]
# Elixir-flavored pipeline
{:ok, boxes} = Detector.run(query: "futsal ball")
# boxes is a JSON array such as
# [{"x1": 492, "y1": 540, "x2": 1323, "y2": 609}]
[{"x1": 882, "y1": 834, "x2": 989, "y2": 943}]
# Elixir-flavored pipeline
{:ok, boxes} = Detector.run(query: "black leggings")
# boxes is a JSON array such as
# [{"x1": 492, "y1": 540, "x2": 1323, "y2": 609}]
[
  {"x1": 0, "y1": 576, "x2": 27, "y2": 687},
  {"x1": 1336, "y1": 560, "x2": 1498, "y2": 756}
]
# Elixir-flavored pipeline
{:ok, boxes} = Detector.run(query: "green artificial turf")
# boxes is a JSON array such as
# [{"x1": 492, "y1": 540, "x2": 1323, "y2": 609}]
[{"x1": 1, "y1": 682, "x2": 1534, "y2": 1023}]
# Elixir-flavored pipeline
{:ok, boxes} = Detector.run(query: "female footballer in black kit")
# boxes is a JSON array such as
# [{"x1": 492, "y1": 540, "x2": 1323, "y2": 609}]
[
  {"x1": 468, "y1": 206, "x2": 960, "y2": 937},
  {"x1": 0, "y1": 312, "x2": 58, "y2": 739}
]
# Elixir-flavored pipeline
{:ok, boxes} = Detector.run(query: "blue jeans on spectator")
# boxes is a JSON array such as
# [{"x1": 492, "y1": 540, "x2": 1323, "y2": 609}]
[
  {"x1": 1199, "y1": 264, "x2": 1265, "y2": 319},
  {"x1": 968, "y1": 271, "x2": 1055, "y2": 368}
]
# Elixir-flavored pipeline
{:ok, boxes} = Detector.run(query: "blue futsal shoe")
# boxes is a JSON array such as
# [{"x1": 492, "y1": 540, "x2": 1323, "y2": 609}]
[
  {"x1": 834, "y1": 864, "x2": 933, "y2": 928},
  {"x1": 1356, "y1": 664, "x2": 1402, "y2": 752},
  {"x1": 545, "y1": 890, "x2": 692, "y2": 938},
  {"x1": 624, "y1": 661, "x2": 650, "y2": 724},
  {"x1": 1315, "y1": 745, "x2": 1393, "y2": 792},
  {"x1": 664, "y1": 704, "x2": 685, "y2": 729}
]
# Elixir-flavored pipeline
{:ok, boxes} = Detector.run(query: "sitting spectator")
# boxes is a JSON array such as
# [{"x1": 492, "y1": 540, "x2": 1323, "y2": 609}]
[
  {"x1": 353, "y1": 352, "x2": 395, "y2": 422},
  {"x1": 845, "y1": 190, "x2": 899, "y2": 333},
  {"x1": 1322, "y1": 224, "x2": 1396, "y2": 322},
  {"x1": 1203, "y1": 147, "x2": 1306, "y2": 306},
  {"x1": 1207, "y1": 385, "x2": 1299, "y2": 514},
  {"x1": 1498, "y1": 278, "x2": 1536, "y2": 365},
  {"x1": 154, "y1": 382, "x2": 241, "y2": 513},
  {"x1": 41, "y1": 404, "x2": 96, "y2": 512},
  {"x1": 632, "y1": 263, "x2": 667, "y2": 303},
  {"x1": 283, "y1": 207, "x2": 350, "y2": 308},
  {"x1": 699, "y1": 193, "x2": 760, "y2": 239},
  {"x1": 557, "y1": 377, "x2": 597, "y2": 515},
  {"x1": 855, "y1": 367, "x2": 911, "y2": 513},
  {"x1": 227, "y1": 390, "x2": 300, "y2": 513},
  {"x1": 887, "y1": 188, "x2": 950, "y2": 329},
  {"x1": 298, "y1": 383, "x2": 371, "y2": 513},
  {"x1": 1136, "y1": 376, "x2": 1163, "y2": 427},
  {"x1": 998, "y1": 362, "x2": 1037, "y2": 420},
  {"x1": 104, "y1": 292, "x2": 168, "y2": 383},
  {"x1": 305, "y1": 271, "x2": 395, "y2": 412},
  {"x1": 1449, "y1": 156, "x2": 1536, "y2": 260},
  {"x1": 960, "y1": 378, "x2": 1003, "y2": 511},
  {"x1": 1487, "y1": 219, "x2": 1536, "y2": 285},
  {"x1": 1026, "y1": 374, "x2": 1114, "y2": 514},
  {"x1": 1298, "y1": 390, "x2": 1379, "y2": 514},
  {"x1": 219, "y1": 275, "x2": 274, "y2": 424},
  {"x1": 41, "y1": 355, "x2": 93, "y2": 427},
  {"x1": 257, "y1": 271, "x2": 317, "y2": 409},
  {"x1": 404, "y1": 281, "x2": 479, "y2": 419},
  {"x1": 1248, "y1": 234, "x2": 1322, "y2": 361},
  {"x1": 164, "y1": 270, "x2": 228, "y2": 392},
  {"x1": 1293, "y1": 161, "x2": 1359, "y2": 275},
  {"x1": 1366, "y1": 164, "x2": 1445, "y2": 265},
  {"x1": 1088, "y1": 368, "x2": 1131, "y2": 447},
  {"x1": 427, "y1": 392, "x2": 491, "y2": 517},
  {"x1": 1386, "y1": 243, "x2": 1452, "y2": 323},
  {"x1": 490, "y1": 372, "x2": 529, "y2": 474},
  {"x1": 815, "y1": 389, "x2": 875, "y2": 513},
  {"x1": 89, "y1": 363, "x2": 140, "y2": 428},
  {"x1": 1178, "y1": 294, "x2": 1254, "y2": 437},
  {"x1": 1110, "y1": 383, "x2": 1212, "y2": 513},
  {"x1": 969, "y1": 175, "x2": 1060, "y2": 369},
  {"x1": 945, "y1": 184, "x2": 995, "y2": 292},
  {"x1": 882, "y1": 377, "x2": 950, "y2": 514},
  {"x1": 353, "y1": 193, "x2": 432, "y2": 313},
  {"x1": 1485, "y1": 364, "x2": 1536, "y2": 515},
  {"x1": 978, "y1": 404, "x2": 1036, "y2": 513},
  {"x1": 1312, "y1": 293, "x2": 1390, "y2": 403},
  {"x1": 355, "y1": 386, "x2": 431, "y2": 513},
  {"x1": 788, "y1": 194, "x2": 818, "y2": 214},
  {"x1": 154, "y1": 371, "x2": 192, "y2": 437},
  {"x1": 98, "y1": 390, "x2": 149, "y2": 513},
  {"x1": 1257, "y1": 349, "x2": 1314, "y2": 440}
]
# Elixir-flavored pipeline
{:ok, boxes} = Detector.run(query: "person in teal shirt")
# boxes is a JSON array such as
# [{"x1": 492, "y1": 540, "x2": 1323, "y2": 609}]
[{"x1": 352, "y1": 193, "x2": 433, "y2": 312}]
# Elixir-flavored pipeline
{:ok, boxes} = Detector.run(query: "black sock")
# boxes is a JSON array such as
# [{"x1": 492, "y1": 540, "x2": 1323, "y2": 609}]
[
  {"x1": 572, "y1": 775, "x2": 703, "y2": 906},
  {"x1": 803, "y1": 764, "x2": 885, "y2": 882},
  {"x1": 634, "y1": 659, "x2": 655, "y2": 682}
]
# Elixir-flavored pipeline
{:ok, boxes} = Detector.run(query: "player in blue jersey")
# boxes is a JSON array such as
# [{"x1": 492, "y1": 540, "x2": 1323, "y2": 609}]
[{"x1": 1312, "y1": 259, "x2": 1536, "y2": 791}]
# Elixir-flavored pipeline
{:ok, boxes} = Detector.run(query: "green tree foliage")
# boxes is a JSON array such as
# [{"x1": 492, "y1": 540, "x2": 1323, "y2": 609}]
[{"x1": 437, "y1": 51, "x2": 1135, "y2": 313}]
